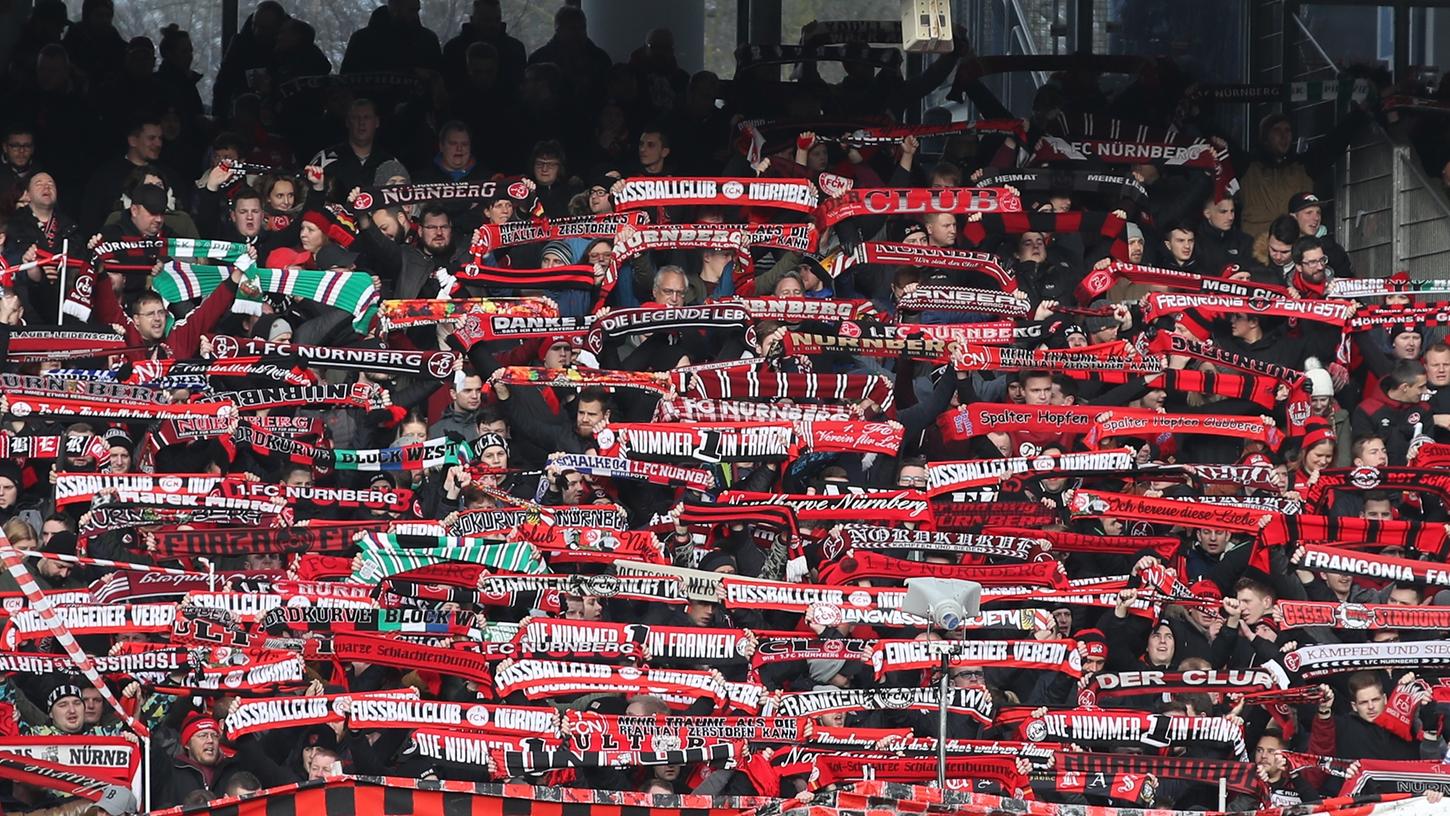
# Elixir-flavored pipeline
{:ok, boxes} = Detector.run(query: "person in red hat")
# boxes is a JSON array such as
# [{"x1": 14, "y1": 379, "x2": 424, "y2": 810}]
[
  {"x1": 152, "y1": 712, "x2": 240, "y2": 807},
  {"x1": 1166, "y1": 579, "x2": 1227, "y2": 663}
]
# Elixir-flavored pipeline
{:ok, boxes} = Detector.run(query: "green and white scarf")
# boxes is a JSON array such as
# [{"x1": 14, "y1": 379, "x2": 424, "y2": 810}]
[
  {"x1": 153, "y1": 264, "x2": 379, "y2": 334},
  {"x1": 326, "y1": 436, "x2": 475, "y2": 472},
  {"x1": 165, "y1": 238, "x2": 256, "y2": 271},
  {"x1": 351, "y1": 533, "x2": 546, "y2": 584}
]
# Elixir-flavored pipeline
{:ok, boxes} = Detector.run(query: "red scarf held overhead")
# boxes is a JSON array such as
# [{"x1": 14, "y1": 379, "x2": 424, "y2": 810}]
[
  {"x1": 1068, "y1": 488, "x2": 1275, "y2": 533},
  {"x1": 818, "y1": 549, "x2": 1067, "y2": 587}
]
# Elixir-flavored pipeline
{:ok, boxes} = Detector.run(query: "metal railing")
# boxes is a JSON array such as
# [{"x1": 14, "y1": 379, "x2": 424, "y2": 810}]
[{"x1": 1338, "y1": 122, "x2": 1450, "y2": 278}]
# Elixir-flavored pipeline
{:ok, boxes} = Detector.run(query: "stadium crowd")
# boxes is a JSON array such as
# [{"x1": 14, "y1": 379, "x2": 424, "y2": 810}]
[{"x1": 3, "y1": 0, "x2": 1450, "y2": 814}]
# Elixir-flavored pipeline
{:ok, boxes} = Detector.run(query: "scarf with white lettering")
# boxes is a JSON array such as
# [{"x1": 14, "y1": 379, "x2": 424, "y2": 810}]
[
  {"x1": 4, "y1": 326, "x2": 137, "y2": 360},
  {"x1": 721, "y1": 489, "x2": 930, "y2": 525},
  {"x1": 207, "y1": 335, "x2": 458, "y2": 379},
  {"x1": 590, "y1": 304, "x2": 750, "y2": 349},
  {"x1": 605, "y1": 422, "x2": 798, "y2": 464},
  {"x1": 870, "y1": 638, "x2": 1082, "y2": 678},
  {"x1": 1014, "y1": 709, "x2": 1247, "y2": 759},
  {"x1": 1057, "y1": 752, "x2": 1263, "y2": 798},
  {"x1": 1068, "y1": 488, "x2": 1276, "y2": 532},
  {"x1": 829, "y1": 242, "x2": 1018, "y2": 291},
  {"x1": 200, "y1": 382, "x2": 382, "y2": 412},
  {"x1": 0, "y1": 434, "x2": 110, "y2": 465},
  {"x1": 493, "y1": 660, "x2": 731, "y2": 708},
  {"x1": 816, "y1": 187, "x2": 1021, "y2": 230},
  {"x1": 830, "y1": 525, "x2": 1048, "y2": 561},
  {"x1": 766, "y1": 687, "x2": 994, "y2": 722},
  {"x1": 1143, "y1": 292, "x2": 1354, "y2": 325},
  {"x1": 611, "y1": 177, "x2": 819, "y2": 215},
  {"x1": 476, "y1": 574, "x2": 686, "y2": 607},
  {"x1": 493, "y1": 743, "x2": 735, "y2": 777},
  {"x1": 783, "y1": 330, "x2": 948, "y2": 360},
  {"x1": 1300, "y1": 467, "x2": 1450, "y2": 512},
  {"x1": 1077, "y1": 260, "x2": 1291, "y2": 302},
  {"x1": 519, "y1": 620, "x2": 759, "y2": 665},
  {"x1": 1279, "y1": 600, "x2": 1450, "y2": 630},
  {"x1": 978, "y1": 167, "x2": 1149, "y2": 207},
  {"x1": 654, "y1": 396, "x2": 860, "y2": 426},
  {"x1": 1350, "y1": 303, "x2": 1450, "y2": 332},
  {"x1": 1038, "y1": 114, "x2": 1237, "y2": 198},
  {"x1": 818, "y1": 549, "x2": 1067, "y2": 587},
  {"x1": 325, "y1": 436, "x2": 476, "y2": 472},
  {"x1": 469, "y1": 212, "x2": 646, "y2": 254},
  {"x1": 223, "y1": 689, "x2": 419, "y2": 738},
  {"x1": 3, "y1": 393, "x2": 232, "y2": 423},
  {"x1": 677, "y1": 369, "x2": 893, "y2": 413},
  {"x1": 895, "y1": 284, "x2": 1030, "y2": 317},
  {"x1": 950, "y1": 340, "x2": 1164, "y2": 374},
  {"x1": 925, "y1": 450, "x2": 1136, "y2": 494},
  {"x1": 1281, "y1": 641, "x2": 1450, "y2": 679},
  {"x1": 0, "y1": 372, "x2": 168, "y2": 405},
  {"x1": 352, "y1": 180, "x2": 497, "y2": 211},
  {"x1": 546, "y1": 453, "x2": 715, "y2": 491},
  {"x1": 1077, "y1": 669, "x2": 1282, "y2": 707},
  {"x1": 1294, "y1": 544, "x2": 1450, "y2": 590},
  {"x1": 1083, "y1": 408, "x2": 1285, "y2": 450},
  {"x1": 720, "y1": 296, "x2": 880, "y2": 322}
]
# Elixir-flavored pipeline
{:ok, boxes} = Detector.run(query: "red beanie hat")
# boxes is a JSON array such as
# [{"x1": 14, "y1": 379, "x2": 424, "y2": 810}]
[
  {"x1": 537, "y1": 335, "x2": 570, "y2": 361},
  {"x1": 1076, "y1": 628, "x2": 1109, "y2": 660},
  {"x1": 302, "y1": 204, "x2": 359, "y2": 248},
  {"x1": 180, "y1": 714, "x2": 220, "y2": 746}
]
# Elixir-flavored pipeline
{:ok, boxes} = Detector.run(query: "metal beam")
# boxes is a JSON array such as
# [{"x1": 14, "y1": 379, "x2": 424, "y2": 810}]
[
  {"x1": 737, "y1": 0, "x2": 750, "y2": 53},
  {"x1": 1282, "y1": 0, "x2": 1298, "y2": 96},
  {"x1": 222, "y1": 0, "x2": 238, "y2": 54},
  {"x1": 1393, "y1": 0, "x2": 1411, "y2": 81},
  {"x1": 1294, "y1": 0, "x2": 1450, "y2": 5},
  {"x1": 749, "y1": 0, "x2": 780, "y2": 45},
  {"x1": 1074, "y1": 0, "x2": 1094, "y2": 54}
]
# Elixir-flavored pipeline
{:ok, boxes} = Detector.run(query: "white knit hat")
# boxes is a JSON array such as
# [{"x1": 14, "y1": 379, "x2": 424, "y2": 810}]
[{"x1": 1304, "y1": 357, "x2": 1334, "y2": 398}]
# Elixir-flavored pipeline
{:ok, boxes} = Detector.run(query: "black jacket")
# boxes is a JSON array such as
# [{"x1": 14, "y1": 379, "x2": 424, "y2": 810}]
[
  {"x1": 341, "y1": 6, "x2": 443, "y2": 74},
  {"x1": 1195, "y1": 220, "x2": 1256, "y2": 274}
]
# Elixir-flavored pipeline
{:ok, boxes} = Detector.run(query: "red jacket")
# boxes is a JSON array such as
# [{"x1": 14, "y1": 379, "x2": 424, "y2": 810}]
[{"x1": 91, "y1": 270, "x2": 238, "y2": 360}]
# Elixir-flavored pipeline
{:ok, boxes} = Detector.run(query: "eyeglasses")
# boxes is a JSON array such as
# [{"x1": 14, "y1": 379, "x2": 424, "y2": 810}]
[
  {"x1": 897, "y1": 476, "x2": 928, "y2": 487},
  {"x1": 5, "y1": 142, "x2": 33, "y2": 151},
  {"x1": 656, "y1": 287, "x2": 688, "y2": 297},
  {"x1": 420, "y1": 223, "x2": 450, "y2": 231},
  {"x1": 136, "y1": 309, "x2": 167, "y2": 319},
  {"x1": 950, "y1": 670, "x2": 984, "y2": 680},
  {"x1": 1300, "y1": 257, "x2": 1328, "y2": 267}
]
